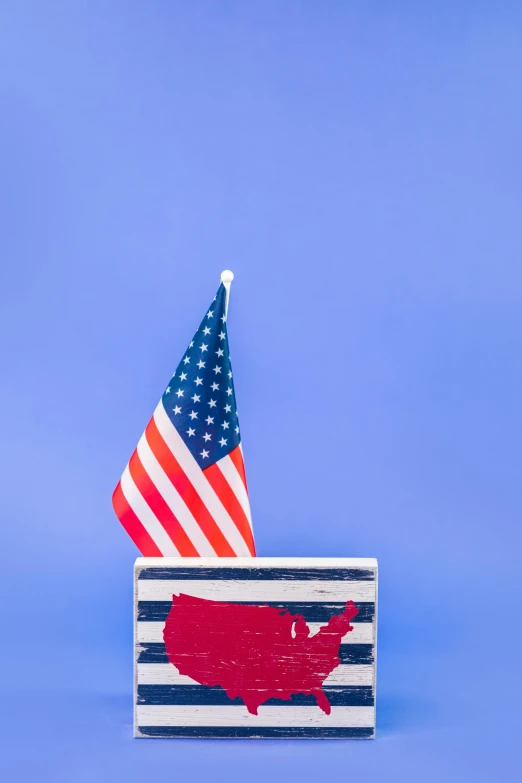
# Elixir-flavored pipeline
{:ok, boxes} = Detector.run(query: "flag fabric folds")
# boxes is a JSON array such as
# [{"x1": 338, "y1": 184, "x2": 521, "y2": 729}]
[{"x1": 113, "y1": 283, "x2": 255, "y2": 557}]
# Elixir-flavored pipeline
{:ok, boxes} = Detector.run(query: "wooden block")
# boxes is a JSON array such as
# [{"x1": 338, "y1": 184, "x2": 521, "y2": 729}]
[{"x1": 134, "y1": 557, "x2": 378, "y2": 739}]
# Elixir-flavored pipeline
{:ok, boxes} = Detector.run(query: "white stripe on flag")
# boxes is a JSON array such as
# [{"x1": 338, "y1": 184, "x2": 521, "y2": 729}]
[
  {"x1": 154, "y1": 402, "x2": 252, "y2": 556},
  {"x1": 136, "y1": 704, "x2": 374, "y2": 727},
  {"x1": 137, "y1": 434, "x2": 217, "y2": 557},
  {"x1": 216, "y1": 453, "x2": 253, "y2": 530},
  {"x1": 120, "y1": 466, "x2": 179, "y2": 556}
]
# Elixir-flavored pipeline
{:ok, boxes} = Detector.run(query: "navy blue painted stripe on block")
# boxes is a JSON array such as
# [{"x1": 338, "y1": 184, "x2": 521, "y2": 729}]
[
  {"x1": 137, "y1": 642, "x2": 374, "y2": 665},
  {"x1": 137, "y1": 684, "x2": 374, "y2": 707},
  {"x1": 138, "y1": 567, "x2": 375, "y2": 581},
  {"x1": 137, "y1": 601, "x2": 376, "y2": 624},
  {"x1": 339, "y1": 644, "x2": 374, "y2": 665},
  {"x1": 138, "y1": 726, "x2": 374, "y2": 739}
]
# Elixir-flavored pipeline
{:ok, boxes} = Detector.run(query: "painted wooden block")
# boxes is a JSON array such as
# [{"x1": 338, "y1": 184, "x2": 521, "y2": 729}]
[{"x1": 134, "y1": 557, "x2": 378, "y2": 739}]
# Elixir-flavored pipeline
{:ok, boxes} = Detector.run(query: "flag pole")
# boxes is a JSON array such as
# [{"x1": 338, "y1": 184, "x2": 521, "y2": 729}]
[{"x1": 221, "y1": 269, "x2": 234, "y2": 318}]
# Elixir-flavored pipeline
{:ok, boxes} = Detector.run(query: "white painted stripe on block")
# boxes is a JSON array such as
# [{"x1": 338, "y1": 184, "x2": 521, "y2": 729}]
[
  {"x1": 137, "y1": 663, "x2": 374, "y2": 687},
  {"x1": 138, "y1": 579, "x2": 375, "y2": 603},
  {"x1": 154, "y1": 403, "x2": 251, "y2": 556},
  {"x1": 324, "y1": 665, "x2": 374, "y2": 687},
  {"x1": 135, "y1": 556, "x2": 377, "y2": 569},
  {"x1": 137, "y1": 433, "x2": 216, "y2": 557},
  {"x1": 120, "y1": 466, "x2": 179, "y2": 556},
  {"x1": 136, "y1": 621, "x2": 374, "y2": 645},
  {"x1": 136, "y1": 704, "x2": 374, "y2": 728}
]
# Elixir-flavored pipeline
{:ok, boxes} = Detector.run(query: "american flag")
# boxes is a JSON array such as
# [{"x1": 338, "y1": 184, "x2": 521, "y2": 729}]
[{"x1": 112, "y1": 277, "x2": 256, "y2": 557}]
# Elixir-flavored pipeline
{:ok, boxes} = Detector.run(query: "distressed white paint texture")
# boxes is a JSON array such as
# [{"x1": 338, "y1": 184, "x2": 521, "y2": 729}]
[
  {"x1": 137, "y1": 579, "x2": 375, "y2": 603},
  {"x1": 136, "y1": 704, "x2": 375, "y2": 728},
  {"x1": 137, "y1": 663, "x2": 375, "y2": 687},
  {"x1": 136, "y1": 621, "x2": 375, "y2": 645}
]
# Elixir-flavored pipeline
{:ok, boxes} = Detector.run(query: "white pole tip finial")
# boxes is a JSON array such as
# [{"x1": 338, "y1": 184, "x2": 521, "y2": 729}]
[{"x1": 220, "y1": 270, "x2": 234, "y2": 283}]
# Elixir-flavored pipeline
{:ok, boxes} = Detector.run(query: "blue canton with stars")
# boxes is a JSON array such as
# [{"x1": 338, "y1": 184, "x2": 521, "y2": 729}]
[{"x1": 162, "y1": 283, "x2": 241, "y2": 468}]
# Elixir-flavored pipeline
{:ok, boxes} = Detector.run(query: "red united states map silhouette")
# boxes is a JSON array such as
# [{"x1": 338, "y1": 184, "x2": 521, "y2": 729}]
[{"x1": 163, "y1": 593, "x2": 359, "y2": 715}]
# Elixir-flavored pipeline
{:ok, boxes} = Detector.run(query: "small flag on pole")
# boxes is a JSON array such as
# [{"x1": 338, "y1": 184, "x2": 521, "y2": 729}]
[{"x1": 112, "y1": 272, "x2": 255, "y2": 557}]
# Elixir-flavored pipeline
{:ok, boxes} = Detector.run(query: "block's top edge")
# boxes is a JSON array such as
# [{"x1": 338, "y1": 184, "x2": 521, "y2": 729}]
[{"x1": 134, "y1": 557, "x2": 378, "y2": 569}]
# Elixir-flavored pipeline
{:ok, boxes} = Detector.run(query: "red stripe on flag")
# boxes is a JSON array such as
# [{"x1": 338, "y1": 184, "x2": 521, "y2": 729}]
[
  {"x1": 203, "y1": 463, "x2": 256, "y2": 556},
  {"x1": 228, "y1": 445, "x2": 248, "y2": 491},
  {"x1": 128, "y1": 448, "x2": 199, "y2": 557},
  {"x1": 145, "y1": 418, "x2": 237, "y2": 557},
  {"x1": 112, "y1": 480, "x2": 163, "y2": 557}
]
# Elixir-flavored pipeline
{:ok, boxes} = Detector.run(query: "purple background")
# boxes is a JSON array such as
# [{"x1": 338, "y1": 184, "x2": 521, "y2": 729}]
[{"x1": 1, "y1": 2, "x2": 521, "y2": 780}]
